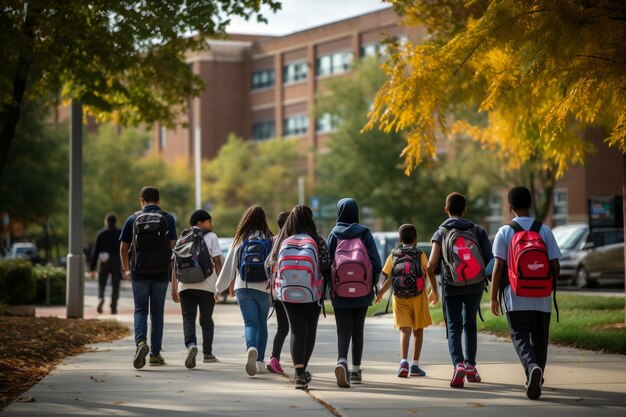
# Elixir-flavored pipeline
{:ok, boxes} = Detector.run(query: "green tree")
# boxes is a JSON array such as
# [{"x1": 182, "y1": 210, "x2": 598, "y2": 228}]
[
  {"x1": 316, "y1": 59, "x2": 494, "y2": 235},
  {"x1": 0, "y1": 100, "x2": 68, "y2": 261},
  {"x1": 203, "y1": 135, "x2": 305, "y2": 236},
  {"x1": 0, "y1": 0, "x2": 281, "y2": 182},
  {"x1": 83, "y1": 124, "x2": 195, "y2": 239}
]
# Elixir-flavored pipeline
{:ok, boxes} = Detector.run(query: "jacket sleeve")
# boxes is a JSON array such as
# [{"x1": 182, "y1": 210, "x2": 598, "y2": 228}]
[
  {"x1": 326, "y1": 232, "x2": 337, "y2": 263},
  {"x1": 216, "y1": 244, "x2": 239, "y2": 293},
  {"x1": 362, "y1": 230, "x2": 382, "y2": 275},
  {"x1": 89, "y1": 232, "x2": 101, "y2": 271}
]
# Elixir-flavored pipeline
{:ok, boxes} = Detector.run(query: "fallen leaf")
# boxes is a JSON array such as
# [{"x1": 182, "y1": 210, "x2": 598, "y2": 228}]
[{"x1": 15, "y1": 396, "x2": 35, "y2": 403}]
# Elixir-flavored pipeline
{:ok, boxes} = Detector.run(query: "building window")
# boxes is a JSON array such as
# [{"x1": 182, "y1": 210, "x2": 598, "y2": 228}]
[
  {"x1": 486, "y1": 193, "x2": 503, "y2": 235},
  {"x1": 553, "y1": 189, "x2": 568, "y2": 226},
  {"x1": 283, "y1": 114, "x2": 308, "y2": 137},
  {"x1": 283, "y1": 61, "x2": 308, "y2": 84},
  {"x1": 360, "y1": 42, "x2": 389, "y2": 58},
  {"x1": 316, "y1": 51, "x2": 353, "y2": 77},
  {"x1": 252, "y1": 121, "x2": 275, "y2": 141},
  {"x1": 316, "y1": 113, "x2": 340, "y2": 133},
  {"x1": 251, "y1": 68, "x2": 275, "y2": 90}
]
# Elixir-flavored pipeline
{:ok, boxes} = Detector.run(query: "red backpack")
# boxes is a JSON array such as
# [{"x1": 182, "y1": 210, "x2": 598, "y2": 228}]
[{"x1": 507, "y1": 221, "x2": 553, "y2": 297}]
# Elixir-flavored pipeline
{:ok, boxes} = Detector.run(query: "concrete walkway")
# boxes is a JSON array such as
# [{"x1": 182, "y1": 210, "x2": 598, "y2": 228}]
[{"x1": 2, "y1": 281, "x2": 626, "y2": 417}]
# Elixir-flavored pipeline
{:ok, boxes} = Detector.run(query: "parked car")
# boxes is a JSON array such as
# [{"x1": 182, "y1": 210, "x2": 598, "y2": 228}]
[
  {"x1": 8, "y1": 242, "x2": 40, "y2": 263},
  {"x1": 553, "y1": 223, "x2": 624, "y2": 288}
]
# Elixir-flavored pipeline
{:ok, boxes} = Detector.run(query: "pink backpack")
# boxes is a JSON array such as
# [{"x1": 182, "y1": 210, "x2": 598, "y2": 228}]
[{"x1": 331, "y1": 237, "x2": 373, "y2": 298}]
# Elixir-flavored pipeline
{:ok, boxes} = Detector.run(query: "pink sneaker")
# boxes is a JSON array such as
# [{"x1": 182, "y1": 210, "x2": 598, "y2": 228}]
[
  {"x1": 450, "y1": 363, "x2": 465, "y2": 388},
  {"x1": 465, "y1": 364, "x2": 481, "y2": 383},
  {"x1": 266, "y1": 357, "x2": 284, "y2": 375}
]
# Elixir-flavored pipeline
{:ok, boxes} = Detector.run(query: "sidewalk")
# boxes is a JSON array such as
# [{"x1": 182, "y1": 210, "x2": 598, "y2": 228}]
[{"x1": 2, "y1": 284, "x2": 626, "y2": 416}]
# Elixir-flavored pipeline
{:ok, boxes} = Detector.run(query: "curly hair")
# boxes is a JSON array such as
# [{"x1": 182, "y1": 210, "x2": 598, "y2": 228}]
[{"x1": 232, "y1": 205, "x2": 273, "y2": 247}]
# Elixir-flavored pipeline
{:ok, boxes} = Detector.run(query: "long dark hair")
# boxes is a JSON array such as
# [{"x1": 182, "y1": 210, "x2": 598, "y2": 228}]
[
  {"x1": 270, "y1": 205, "x2": 320, "y2": 263},
  {"x1": 232, "y1": 205, "x2": 273, "y2": 247}
]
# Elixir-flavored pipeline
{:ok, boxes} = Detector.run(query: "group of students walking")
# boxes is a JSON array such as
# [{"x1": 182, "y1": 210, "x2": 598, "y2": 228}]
[{"x1": 109, "y1": 185, "x2": 560, "y2": 401}]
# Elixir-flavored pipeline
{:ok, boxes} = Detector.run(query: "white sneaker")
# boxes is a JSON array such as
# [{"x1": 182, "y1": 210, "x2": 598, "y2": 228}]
[
  {"x1": 246, "y1": 347, "x2": 258, "y2": 376},
  {"x1": 185, "y1": 345, "x2": 198, "y2": 369},
  {"x1": 256, "y1": 361, "x2": 268, "y2": 374}
]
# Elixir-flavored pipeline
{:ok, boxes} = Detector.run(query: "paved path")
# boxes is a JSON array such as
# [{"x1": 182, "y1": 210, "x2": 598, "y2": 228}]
[{"x1": 2, "y1": 281, "x2": 625, "y2": 416}]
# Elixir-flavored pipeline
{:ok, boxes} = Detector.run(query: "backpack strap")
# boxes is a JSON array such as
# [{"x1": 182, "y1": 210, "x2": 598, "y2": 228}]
[
  {"x1": 530, "y1": 220, "x2": 542, "y2": 233},
  {"x1": 508, "y1": 221, "x2": 524, "y2": 233}
]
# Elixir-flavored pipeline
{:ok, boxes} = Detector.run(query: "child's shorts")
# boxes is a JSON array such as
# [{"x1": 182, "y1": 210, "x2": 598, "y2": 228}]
[{"x1": 393, "y1": 292, "x2": 432, "y2": 330}]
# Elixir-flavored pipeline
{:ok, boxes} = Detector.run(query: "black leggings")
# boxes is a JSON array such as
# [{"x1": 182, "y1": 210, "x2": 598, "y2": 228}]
[
  {"x1": 283, "y1": 301, "x2": 321, "y2": 367},
  {"x1": 179, "y1": 289, "x2": 216, "y2": 355},
  {"x1": 271, "y1": 300, "x2": 290, "y2": 360},
  {"x1": 335, "y1": 307, "x2": 368, "y2": 366}
]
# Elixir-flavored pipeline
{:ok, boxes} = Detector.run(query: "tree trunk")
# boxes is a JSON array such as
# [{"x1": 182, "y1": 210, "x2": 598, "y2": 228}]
[
  {"x1": 623, "y1": 153, "x2": 625, "y2": 324},
  {"x1": 0, "y1": 5, "x2": 36, "y2": 184}
]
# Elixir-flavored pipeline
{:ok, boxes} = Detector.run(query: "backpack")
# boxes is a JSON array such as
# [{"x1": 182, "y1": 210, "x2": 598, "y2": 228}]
[
  {"x1": 507, "y1": 220, "x2": 553, "y2": 297},
  {"x1": 131, "y1": 210, "x2": 171, "y2": 274},
  {"x1": 331, "y1": 236, "x2": 373, "y2": 298},
  {"x1": 274, "y1": 234, "x2": 323, "y2": 303},
  {"x1": 173, "y1": 228, "x2": 214, "y2": 284},
  {"x1": 390, "y1": 246, "x2": 426, "y2": 298},
  {"x1": 440, "y1": 225, "x2": 486, "y2": 286},
  {"x1": 238, "y1": 237, "x2": 271, "y2": 282}
]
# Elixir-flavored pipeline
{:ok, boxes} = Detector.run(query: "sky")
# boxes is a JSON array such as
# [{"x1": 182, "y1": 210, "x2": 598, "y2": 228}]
[{"x1": 226, "y1": 0, "x2": 390, "y2": 36}]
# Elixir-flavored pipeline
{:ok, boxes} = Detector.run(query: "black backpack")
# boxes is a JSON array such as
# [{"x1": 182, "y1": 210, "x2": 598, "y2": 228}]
[
  {"x1": 390, "y1": 246, "x2": 426, "y2": 298},
  {"x1": 131, "y1": 210, "x2": 171, "y2": 274},
  {"x1": 173, "y1": 228, "x2": 214, "y2": 283}
]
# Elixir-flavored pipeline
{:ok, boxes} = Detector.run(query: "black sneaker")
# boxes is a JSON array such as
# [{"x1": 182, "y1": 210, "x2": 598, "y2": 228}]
[
  {"x1": 97, "y1": 299, "x2": 104, "y2": 314},
  {"x1": 294, "y1": 376, "x2": 308, "y2": 390},
  {"x1": 185, "y1": 346, "x2": 198, "y2": 369},
  {"x1": 350, "y1": 370, "x2": 362, "y2": 384},
  {"x1": 304, "y1": 371, "x2": 312, "y2": 384},
  {"x1": 133, "y1": 341, "x2": 149, "y2": 369},
  {"x1": 111, "y1": 306, "x2": 117, "y2": 315},
  {"x1": 334, "y1": 362, "x2": 351, "y2": 388},
  {"x1": 203, "y1": 353, "x2": 217, "y2": 363},
  {"x1": 526, "y1": 365, "x2": 543, "y2": 400}
]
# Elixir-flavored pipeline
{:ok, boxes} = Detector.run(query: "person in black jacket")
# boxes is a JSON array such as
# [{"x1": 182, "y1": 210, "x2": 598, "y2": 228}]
[{"x1": 90, "y1": 213, "x2": 122, "y2": 314}]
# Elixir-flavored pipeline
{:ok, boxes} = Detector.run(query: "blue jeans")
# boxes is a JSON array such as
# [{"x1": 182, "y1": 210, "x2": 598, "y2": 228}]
[
  {"x1": 235, "y1": 288, "x2": 271, "y2": 362},
  {"x1": 443, "y1": 290, "x2": 483, "y2": 366},
  {"x1": 132, "y1": 280, "x2": 169, "y2": 354}
]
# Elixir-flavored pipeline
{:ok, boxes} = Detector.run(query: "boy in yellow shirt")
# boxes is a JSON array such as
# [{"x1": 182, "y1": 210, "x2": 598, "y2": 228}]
[{"x1": 376, "y1": 224, "x2": 439, "y2": 377}]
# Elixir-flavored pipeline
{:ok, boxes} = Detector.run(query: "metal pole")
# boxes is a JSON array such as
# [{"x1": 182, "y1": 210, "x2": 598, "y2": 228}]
[
  {"x1": 66, "y1": 99, "x2": 84, "y2": 319},
  {"x1": 194, "y1": 127, "x2": 202, "y2": 209}
]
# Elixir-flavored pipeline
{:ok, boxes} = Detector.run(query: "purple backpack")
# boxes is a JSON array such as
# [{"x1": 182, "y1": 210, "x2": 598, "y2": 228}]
[{"x1": 331, "y1": 237, "x2": 373, "y2": 298}]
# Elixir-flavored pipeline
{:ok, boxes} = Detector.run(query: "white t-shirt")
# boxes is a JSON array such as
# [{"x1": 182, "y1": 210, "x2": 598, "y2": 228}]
[
  {"x1": 215, "y1": 232, "x2": 272, "y2": 294},
  {"x1": 178, "y1": 230, "x2": 222, "y2": 294},
  {"x1": 492, "y1": 217, "x2": 562, "y2": 313}
]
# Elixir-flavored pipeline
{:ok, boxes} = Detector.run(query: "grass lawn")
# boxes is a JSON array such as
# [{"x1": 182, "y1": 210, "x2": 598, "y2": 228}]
[{"x1": 325, "y1": 293, "x2": 626, "y2": 355}]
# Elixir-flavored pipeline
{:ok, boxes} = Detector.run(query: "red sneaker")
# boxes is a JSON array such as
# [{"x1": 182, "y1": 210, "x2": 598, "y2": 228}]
[
  {"x1": 450, "y1": 363, "x2": 465, "y2": 388},
  {"x1": 465, "y1": 364, "x2": 481, "y2": 383}
]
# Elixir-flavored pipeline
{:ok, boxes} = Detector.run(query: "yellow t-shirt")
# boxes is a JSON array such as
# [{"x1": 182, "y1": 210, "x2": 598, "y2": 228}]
[{"x1": 383, "y1": 250, "x2": 432, "y2": 330}]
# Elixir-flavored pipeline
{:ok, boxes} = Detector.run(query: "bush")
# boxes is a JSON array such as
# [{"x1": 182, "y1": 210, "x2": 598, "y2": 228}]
[
  {"x1": 0, "y1": 260, "x2": 36, "y2": 305},
  {"x1": 33, "y1": 265, "x2": 66, "y2": 305}
]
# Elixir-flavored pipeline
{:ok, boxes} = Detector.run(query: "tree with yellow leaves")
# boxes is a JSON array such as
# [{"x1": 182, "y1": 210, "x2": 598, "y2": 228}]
[{"x1": 367, "y1": 0, "x2": 626, "y2": 313}]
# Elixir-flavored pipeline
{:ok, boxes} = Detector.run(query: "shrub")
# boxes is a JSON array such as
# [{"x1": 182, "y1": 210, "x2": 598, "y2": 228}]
[
  {"x1": 0, "y1": 260, "x2": 36, "y2": 305},
  {"x1": 33, "y1": 265, "x2": 67, "y2": 305}
]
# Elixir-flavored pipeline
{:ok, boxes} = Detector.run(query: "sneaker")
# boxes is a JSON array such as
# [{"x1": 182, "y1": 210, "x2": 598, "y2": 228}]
[
  {"x1": 256, "y1": 361, "x2": 268, "y2": 374},
  {"x1": 245, "y1": 347, "x2": 258, "y2": 376},
  {"x1": 350, "y1": 370, "x2": 362, "y2": 384},
  {"x1": 267, "y1": 357, "x2": 284, "y2": 375},
  {"x1": 185, "y1": 346, "x2": 198, "y2": 369},
  {"x1": 397, "y1": 361, "x2": 409, "y2": 378},
  {"x1": 294, "y1": 375, "x2": 308, "y2": 390},
  {"x1": 526, "y1": 365, "x2": 543, "y2": 400},
  {"x1": 334, "y1": 362, "x2": 351, "y2": 388},
  {"x1": 97, "y1": 298, "x2": 104, "y2": 314},
  {"x1": 203, "y1": 353, "x2": 217, "y2": 363},
  {"x1": 410, "y1": 364, "x2": 426, "y2": 377},
  {"x1": 465, "y1": 364, "x2": 481, "y2": 383},
  {"x1": 149, "y1": 353, "x2": 165, "y2": 366},
  {"x1": 111, "y1": 306, "x2": 117, "y2": 315},
  {"x1": 304, "y1": 370, "x2": 312, "y2": 384},
  {"x1": 133, "y1": 341, "x2": 149, "y2": 369},
  {"x1": 450, "y1": 363, "x2": 465, "y2": 388}
]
